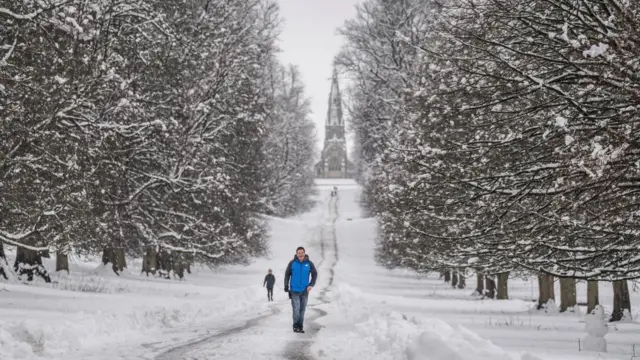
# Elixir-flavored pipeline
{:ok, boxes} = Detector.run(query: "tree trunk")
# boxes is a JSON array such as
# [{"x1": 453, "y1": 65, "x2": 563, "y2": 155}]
[
  {"x1": 559, "y1": 277, "x2": 577, "y2": 312},
  {"x1": 587, "y1": 280, "x2": 599, "y2": 314},
  {"x1": 56, "y1": 250, "x2": 69, "y2": 273},
  {"x1": 14, "y1": 246, "x2": 37, "y2": 266},
  {"x1": 496, "y1": 272, "x2": 509, "y2": 300},
  {"x1": 486, "y1": 276, "x2": 496, "y2": 299},
  {"x1": 622, "y1": 281, "x2": 631, "y2": 319},
  {"x1": 611, "y1": 280, "x2": 632, "y2": 322},
  {"x1": 14, "y1": 246, "x2": 24, "y2": 269},
  {"x1": 0, "y1": 241, "x2": 7, "y2": 280},
  {"x1": 102, "y1": 248, "x2": 126, "y2": 274},
  {"x1": 548, "y1": 274, "x2": 555, "y2": 301},
  {"x1": 14, "y1": 246, "x2": 51, "y2": 282},
  {"x1": 157, "y1": 248, "x2": 172, "y2": 279},
  {"x1": 102, "y1": 248, "x2": 119, "y2": 274},
  {"x1": 538, "y1": 274, "x2": 549, "y2": 309},
  {"x1": 184, "y1": 252, "x2": 193, "y2": 274},
  {"x1": 142, "y1": 246, "x2": 158, "y2": 276},
  {"x1": 451, "y1": 271, "x2": 459, "y2": 288},
  {"x1": 474, "y1": 272, "x2": 484, "y2": 295},
  {"x1": 115, "y1": 248, "x2": 126, "y2": 272},
  {"x1": 444, "y1": 270, "x2": 451, "y2": 283},
  {"x1": 457, "y1": 269, "x2": 466, "y2": 289},
  {"x1": 537, "y1": 274, "x2": 556, "y2": 309},
  {"x1": 172, "y1": 253, "x2": 185, "y2": 279}
]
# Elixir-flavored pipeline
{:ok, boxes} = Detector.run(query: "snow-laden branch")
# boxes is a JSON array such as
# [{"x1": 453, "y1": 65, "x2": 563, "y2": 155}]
[
  {"x1": 514, "y1": 259, "x2": 640, "y2": 281},
  {"x1": 0, "y1": 37, "x2": 17, "y2": 66},
  {"x1": 0, "y1": 7, "x2": 45, "y2": 20},
  {"x1": 102, "y1": 179, "x2": 159, "y2": 206},
  {"x1": 158, "y1": 242, "x2": 225, "y2": 259},
  {"x1": 0, "y1": 230, "x2": 49, "y2": 252},
  {"x1": 150, "y1": 208, "x2": 199, "y2": 222}
]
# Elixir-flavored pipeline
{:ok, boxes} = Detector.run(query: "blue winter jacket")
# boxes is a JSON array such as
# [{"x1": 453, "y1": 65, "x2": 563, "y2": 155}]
[{"x1": 284, "y1": 254, "x2": 318, "y2": 293}]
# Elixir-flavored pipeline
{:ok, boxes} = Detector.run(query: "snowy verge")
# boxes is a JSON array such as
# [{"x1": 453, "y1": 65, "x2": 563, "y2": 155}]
[
  {"x1": 0, "y1": 284, "x2": 267, "y2": 360},
  {"x1": 313, "y1": 284, "x2": 540, "y2": 360}
]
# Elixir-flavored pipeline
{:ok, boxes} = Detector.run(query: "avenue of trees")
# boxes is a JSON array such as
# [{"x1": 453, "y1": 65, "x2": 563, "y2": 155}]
[
  {"x1": 342, "y1": 0, "x2": 640, "y2": 321},
  {"x1": 0, "y1": 0, "x2": 316, "y2": 280}
]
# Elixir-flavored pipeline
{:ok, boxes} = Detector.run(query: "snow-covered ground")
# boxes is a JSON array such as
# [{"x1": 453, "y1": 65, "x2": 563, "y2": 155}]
[
  {"x1": 1, "y1": 179, "x2": 639, "y2": 360},
  {"x1": 312, "y1": 180, "x2": 640, "y2": 360},
  {"x1": 0, "y1": 199, "x2": 322, "y2": 359}
]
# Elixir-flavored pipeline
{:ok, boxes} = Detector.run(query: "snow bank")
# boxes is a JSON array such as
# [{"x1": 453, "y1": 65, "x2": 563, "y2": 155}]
[
  {"x1": 314, "y1": 284, "x2": 540, "y2": 360},
  {"x1": 0, "y1": 284, "x2": 266, "y2": 360},
  {"x1": 583, "y1": 305, "x2": 608, "y2": 352},
  {"x1": 405, "y1": 319, "x2": 540, "y2": 360}
]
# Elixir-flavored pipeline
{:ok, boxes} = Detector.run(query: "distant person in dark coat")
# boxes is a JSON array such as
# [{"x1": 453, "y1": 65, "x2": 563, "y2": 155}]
[{"x1": 263, "y1": 268, "x2": 276, "y2": 301}]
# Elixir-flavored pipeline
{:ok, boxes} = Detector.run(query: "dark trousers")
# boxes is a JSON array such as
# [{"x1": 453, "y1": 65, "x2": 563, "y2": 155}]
[{"x1": 267, "y1": 287, "x2": 273, "y2": 301}]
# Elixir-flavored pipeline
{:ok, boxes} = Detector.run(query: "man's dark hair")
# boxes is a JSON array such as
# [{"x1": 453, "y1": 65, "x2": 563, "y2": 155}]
[{"x1": 296, "y1": 246, "x2": 305, "y2": 252}]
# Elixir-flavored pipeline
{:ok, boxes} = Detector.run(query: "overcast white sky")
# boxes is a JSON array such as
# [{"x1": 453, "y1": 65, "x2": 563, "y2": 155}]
[{"x1": 276, "y1": 0, "x2": 361, "y2": 153}]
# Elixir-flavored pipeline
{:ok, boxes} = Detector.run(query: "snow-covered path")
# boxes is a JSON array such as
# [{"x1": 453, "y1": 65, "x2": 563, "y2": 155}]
[
  {"x1": 3, "y1": 179, "x2": 640, "y2": 360},
  {"x1": 153, "y1": 192, "x2": 340, "y2": 360}
]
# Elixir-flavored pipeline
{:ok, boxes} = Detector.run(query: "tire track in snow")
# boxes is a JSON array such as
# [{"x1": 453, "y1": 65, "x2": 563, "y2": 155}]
[
  {"x1": 283, "y1": 197, "x2": 339, "y2": 360},
  {"x1": 154, "y1": 305, "x2": 281, "y2": 360}
]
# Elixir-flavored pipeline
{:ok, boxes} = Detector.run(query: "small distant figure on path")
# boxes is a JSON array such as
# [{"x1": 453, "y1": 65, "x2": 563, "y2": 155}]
[
  {"x1": 263, "y1": 268, "x2": 276, "y2": 301},
  {"x1": 284, "y1": 246, "x2": 318, "y2": 333},
  {"x1": 328, "y1": 186, "x2": 339, "y2": 213}
]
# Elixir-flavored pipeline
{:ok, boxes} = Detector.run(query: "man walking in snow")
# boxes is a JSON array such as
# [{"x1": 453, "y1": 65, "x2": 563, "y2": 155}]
[
  {"x1": 284, "y1": 246, "x2": 318, "y2": 333},
  {"x1": 263, "y1": 268, "x2": 276, "y2": 301}
]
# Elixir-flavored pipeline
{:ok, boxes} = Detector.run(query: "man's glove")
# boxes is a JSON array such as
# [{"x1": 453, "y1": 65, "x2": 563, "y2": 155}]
[{"x1": 284, "y1": 287, "x2": 289, "y2": 293}]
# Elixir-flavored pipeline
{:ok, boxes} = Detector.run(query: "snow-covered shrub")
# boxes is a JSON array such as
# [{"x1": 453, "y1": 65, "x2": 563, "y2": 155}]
[
  {"x1": 52, "y1": 274, "x2": 129, "y2": 294},
  {"x1": 583, "y1": 305, "x2": 608, "y2": 352}
]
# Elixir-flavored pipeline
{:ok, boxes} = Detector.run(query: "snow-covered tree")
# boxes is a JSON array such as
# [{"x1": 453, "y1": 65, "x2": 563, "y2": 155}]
[
  {"x1": 1, "y1": 0, "x2": 314, "y2": 280},
  {"x1": 341, "y1": 0, "x2": 640, "y2": 309},
  {"x1": 260, "y1": 61, "x2": 317, "y2": 216}
]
